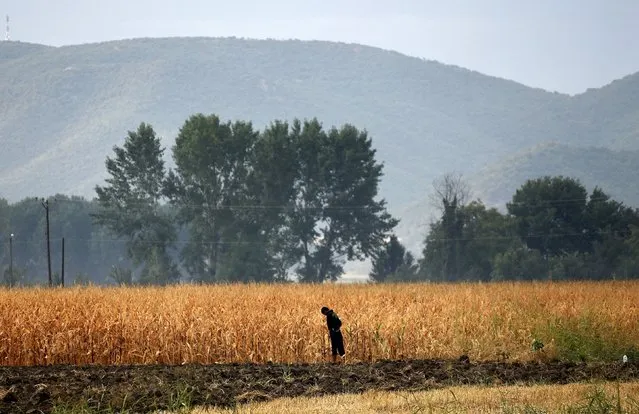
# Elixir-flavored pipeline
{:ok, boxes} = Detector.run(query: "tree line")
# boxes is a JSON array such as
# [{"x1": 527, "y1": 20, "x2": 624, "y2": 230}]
[
  {"x1": 1, "y1": 113, "x2": 638, "y2": 286},
  {"x1": 0, "y1": 194, "x2": 128, "y2": 286},
  {"x1": 91, "y1": 115, "x2": 396, "y2": 285},
  {"x1": 372, "y1": 174, "x2": 639, "y2": 282}
]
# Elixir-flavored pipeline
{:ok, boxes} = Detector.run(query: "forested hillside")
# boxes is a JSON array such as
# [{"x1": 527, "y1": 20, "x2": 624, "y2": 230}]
[{"x1": 2, "y1": 37, "x2": 637, "y2": 210}]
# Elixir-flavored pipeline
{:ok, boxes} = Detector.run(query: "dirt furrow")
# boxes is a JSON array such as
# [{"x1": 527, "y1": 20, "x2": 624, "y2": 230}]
[{"x1": 1, "y1": 359, "x2": 637, "y2": 413}]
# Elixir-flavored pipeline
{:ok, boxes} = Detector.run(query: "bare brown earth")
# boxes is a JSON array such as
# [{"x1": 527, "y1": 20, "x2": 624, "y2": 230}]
[{"x1": 1, "y1": 358, "x2": 638, "y2": 413}]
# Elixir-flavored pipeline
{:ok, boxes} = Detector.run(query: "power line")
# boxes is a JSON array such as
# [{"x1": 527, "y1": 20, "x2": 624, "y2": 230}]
[
  {"x1": 1, "y1": 228, "x2": 628, "y2": 248},
  {"x1": 42, "y1": 195, "x2": 636, "y2": 211},
  {"x1": 49, "y1": 199, "x2": 383, "y2": 211},
  {"x1": 506, "y1": 196, "x2": 632, "y2": 206}
]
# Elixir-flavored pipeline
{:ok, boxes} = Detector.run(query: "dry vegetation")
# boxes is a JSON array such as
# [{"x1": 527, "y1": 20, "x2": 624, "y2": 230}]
[
  {"x1": 197, "y1": 382, "x2": 639, "y2": 414},
  {"x1": 0, "y1": 281, "x2": 638, "y2": 366}
]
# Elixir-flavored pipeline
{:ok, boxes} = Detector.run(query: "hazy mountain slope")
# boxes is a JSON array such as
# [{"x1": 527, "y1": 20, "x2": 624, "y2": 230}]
[
  {"x1": 397, "y1": 143, "x2": 639, "y2": 256},
  {"x1": 471, "y1": 142, "x2": 639, "y2": 208},
  {"x1": 569, "y1": 73, "x2": 639, "y2": 150},
  {"x1": 0, "y1": 41, "x2": 52, "y2": 62},
  {"x1": 0, "y1": 37, "x2": 572, "y2": 206}
]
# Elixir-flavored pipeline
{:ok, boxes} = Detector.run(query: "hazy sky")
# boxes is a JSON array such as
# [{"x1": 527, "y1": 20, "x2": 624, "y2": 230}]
[{"x1": 4, "y1": 0, "x2": 638, "y2": 94}]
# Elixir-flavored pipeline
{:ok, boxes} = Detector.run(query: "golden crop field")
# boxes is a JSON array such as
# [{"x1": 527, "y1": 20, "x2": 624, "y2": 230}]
[{"x1": 0, "y1": 281, "x2": 638, "y2": 366}]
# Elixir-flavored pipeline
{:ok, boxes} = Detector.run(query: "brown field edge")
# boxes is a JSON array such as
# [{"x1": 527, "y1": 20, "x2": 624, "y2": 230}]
[{"x1": 1, "y1": 359, "x2": 638, "y2": 413}]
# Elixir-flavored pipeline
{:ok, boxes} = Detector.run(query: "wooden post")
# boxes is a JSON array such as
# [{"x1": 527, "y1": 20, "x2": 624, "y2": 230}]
[
  {"x1": 9, "y1": 234, "x2": 13, "y2": 287},
  {"x1": 61, "y1": 237, "x2": 65, "y2": 287},
  {"x1": 41, "y1": 199, "x2": 52, "y2": 287}
]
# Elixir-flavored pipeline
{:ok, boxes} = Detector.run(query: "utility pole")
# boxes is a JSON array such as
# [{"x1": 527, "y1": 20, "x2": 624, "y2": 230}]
[
  {"x1": 9, "y1": 233, "x2": 14, "y2": 286},
  {"x1": 61, "y1": 237, "x2": 65, "y2": 287},
  {"x1": 42, "y1": 199, "x2": 52, "y2": 287}
]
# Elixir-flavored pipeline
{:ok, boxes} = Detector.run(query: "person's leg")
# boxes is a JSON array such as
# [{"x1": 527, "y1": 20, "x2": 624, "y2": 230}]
[
  {"x1": 330, "y1": 331, "x2": 339, "y2": 363},
  {"x1": 335, "y1": 331, "x2": 345, "y2": 363}
]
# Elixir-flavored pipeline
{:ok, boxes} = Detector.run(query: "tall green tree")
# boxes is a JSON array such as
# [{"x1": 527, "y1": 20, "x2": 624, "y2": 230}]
[
  {"x1": 419, "y1": 173, "x2": 470, "y2": 282},
  {"x1": 93, "y1": 123, "x2": 178, "y2": 285},
  {"x1": 232, "y1": 120, "x2": 300, "y2": 281},
  {"x1": 456, "y1": 201, "x2": 514, "y2": 281},
  {"x1": 369, "y1": 235, "x2": 417, "y2": 282},
  {"x1": 420, "y1": 200, "x2": 513, "y2": 282},
  {"x1": 290, "y1": 120, "x2": 398, "y2": 283},
  {"x1": 166, "y1": 114, "x2": 259, "y2": 282},
  {"x1": 507, "y1": 176, "x2": 589, "y2": 258},
  {"x1": 584, "y1": 187, "x2": 639, "y2": 270},
  {"x1": 491, "y1": 245, "x2": 548, "y2": 281},
  {"x1": 506, "y1": 177, "x2": 639, "y2": 280}
]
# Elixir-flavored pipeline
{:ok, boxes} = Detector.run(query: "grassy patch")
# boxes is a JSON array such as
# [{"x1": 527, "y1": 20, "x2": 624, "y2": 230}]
[
  {"x1": 500, "y1": 387, "x2": 637, "y2": 413},
  {"x1": 534, "y1": 314, "x2": 639, "y2": 363},
  {"x1": 195, "y1": 382, "x2": 639, "y2": 413},
  {"x1": 49, "y1": 383, "x2": 195, "y2": 414}
]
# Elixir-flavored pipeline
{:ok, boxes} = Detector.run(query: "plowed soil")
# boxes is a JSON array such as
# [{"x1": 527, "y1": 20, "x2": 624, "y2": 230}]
[{"x1": 1, "y1": 359, "x2": 638, "y2": 413}]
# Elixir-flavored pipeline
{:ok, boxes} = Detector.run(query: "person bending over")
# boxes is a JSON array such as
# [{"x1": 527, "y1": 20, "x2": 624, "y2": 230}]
[{"x1": 321, "y1": 306, "x2": 345, "y2": 363}]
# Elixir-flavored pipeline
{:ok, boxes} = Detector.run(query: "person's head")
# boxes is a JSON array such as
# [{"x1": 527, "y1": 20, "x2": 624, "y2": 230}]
[{"x1": 321, "y1": 306, "x2": 330, "y2": 315}]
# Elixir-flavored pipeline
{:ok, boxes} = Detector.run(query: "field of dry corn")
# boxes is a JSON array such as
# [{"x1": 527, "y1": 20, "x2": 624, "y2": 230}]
[{"x1": 0, "y1": 281, "x2": 638, "y2": 366}]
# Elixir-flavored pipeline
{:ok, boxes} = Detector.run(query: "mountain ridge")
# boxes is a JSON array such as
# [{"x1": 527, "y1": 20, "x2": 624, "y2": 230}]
[
  {"x1": 1, "y1": 37, "x2": 637, "y2": 223},
  {"x1": 11, "y1": 36, "x2": 637, "y2": 97},
  {"x1": 1, "y1": 37, "x2": 610, "y2": 96}
]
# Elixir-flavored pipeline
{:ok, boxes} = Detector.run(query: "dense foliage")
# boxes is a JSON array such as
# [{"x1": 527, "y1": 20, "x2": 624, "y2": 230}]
[
  {"x1": 0, "y1": 114, "x2": 399, "y2": 285},
  {"x1": 406, "y1": 175, "x2": 639, "y2": 282},
  {"x1": 1, "y1": 114, "x2": 638, "y2": 286}
]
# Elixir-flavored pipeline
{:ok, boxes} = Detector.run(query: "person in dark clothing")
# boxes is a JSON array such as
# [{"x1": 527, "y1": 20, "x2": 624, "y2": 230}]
[{"x1": 321, "y1": 306, "x2": 345, "y2": 362}]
